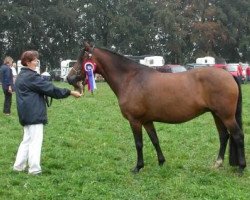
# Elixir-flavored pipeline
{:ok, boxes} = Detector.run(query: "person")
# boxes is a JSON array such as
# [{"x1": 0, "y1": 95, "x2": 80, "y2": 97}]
[
  {"x1": 11, "y1": 62, "x2": 18, "y2": 84},
  {"x1": 13, "y1": 50, "x2": 81, "y2": 175},
  {"x1": 246, "y1": 66, "x2": 250, "y2": 83},
  {"x1": 0, "y1": 56, "x2": 14, "y2": 115},
  {"x1": 40, "y1": 66, "x2": 51, "y2": 81},
  {"x1": 237, "y1": 63, "x2": 244, "y2": 83}
]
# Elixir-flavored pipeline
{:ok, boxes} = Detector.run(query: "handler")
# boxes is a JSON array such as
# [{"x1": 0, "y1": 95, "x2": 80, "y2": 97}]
[{"x1": 13, "y1": 50, "x2": 81, "y2": 175}]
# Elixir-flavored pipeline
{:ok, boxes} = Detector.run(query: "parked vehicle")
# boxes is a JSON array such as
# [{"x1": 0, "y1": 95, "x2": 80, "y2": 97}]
[
  {"x1": 156, "y1": 64, "x2": 187, "y2": 73},
  {"x1": 196, "y1": 56, "x2": 215, "y2": 65},
  {"x1": 213, "y1": 64, "x2": 227, "y2": 70},
  {"x1": 139, "y1": 56, "x2": 165, "y2": 68},
  {"x1": 185, "y1": 63, "x2": 209, "y2": 70},
  {"x1": 226, "y1": 63, "x2": 245, "y2": 83},
  {"x1": 50, "y1": 69, "x2": 61, "y2": 81}
]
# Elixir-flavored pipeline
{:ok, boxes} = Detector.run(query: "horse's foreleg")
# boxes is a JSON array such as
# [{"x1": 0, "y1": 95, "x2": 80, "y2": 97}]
[
  {"x1": 143, "y1": 122, "x2": 165, "y2": 166},
  {"x1": 213, "y1": 115, "x2": 229, "y2": 168},
  {"x1": 129, "y1": 121, "x2": 144, "y2": 173}
]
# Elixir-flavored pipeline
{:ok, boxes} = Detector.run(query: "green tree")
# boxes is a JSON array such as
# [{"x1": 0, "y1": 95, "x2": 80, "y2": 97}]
[
  {"x1": 0, "y1": 0, "x2": 80, "y2": 68},
  {"x1": 0, "y1": 0, "x2": 249, "y2": 66},
  {"x1": 216, "y1": 0, "x2": 250, "y2": 62}
]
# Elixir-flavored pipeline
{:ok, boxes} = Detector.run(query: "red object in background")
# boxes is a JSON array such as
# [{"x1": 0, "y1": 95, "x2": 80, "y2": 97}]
[
  {"x1": 226, "y1": 63, "x2": 242, "y2": 77},
  {"x1": 226, "y1": 63, "x2": 246, "y2": 83},
  {"x1": 213, "y1": 64, "x2": 227, "y2": 70},
  {"x1": 246, "y1": 66, "x2": 250, "y2": 76}
]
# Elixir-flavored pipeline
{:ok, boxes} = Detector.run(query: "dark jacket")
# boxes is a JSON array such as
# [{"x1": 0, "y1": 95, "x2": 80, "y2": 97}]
[
  {"x1": 0, "y1": 64, "x2": 13, "y2": 90},
  {"x1": 15, "y1": 67, "x2": 71, "y2": 126}
]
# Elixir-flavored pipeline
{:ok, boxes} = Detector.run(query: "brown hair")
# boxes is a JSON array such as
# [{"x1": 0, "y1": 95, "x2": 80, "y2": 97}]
[
  {"x1": 21, "y1": 50, "x2": 39, "y2": 66},
  {"x1": 4, "y1": 56, "x2": 13, "y2": 65}
]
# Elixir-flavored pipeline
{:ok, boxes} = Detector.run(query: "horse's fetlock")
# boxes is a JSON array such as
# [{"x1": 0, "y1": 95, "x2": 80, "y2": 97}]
[
  {"x1": 132, "y1": 164, "x2": 144, "y2": 174},
  {"x1": 159, "y1": 160, "x2": 165, "y2": 166}
]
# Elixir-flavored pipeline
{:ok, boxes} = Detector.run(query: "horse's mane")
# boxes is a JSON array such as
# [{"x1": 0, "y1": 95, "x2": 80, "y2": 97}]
[
  {"x1": 78, "y1": 46, "x2": 152, "y2": 72},
  {"x1": 98, "y1": 47, "x2": 151, "y2": 71}
]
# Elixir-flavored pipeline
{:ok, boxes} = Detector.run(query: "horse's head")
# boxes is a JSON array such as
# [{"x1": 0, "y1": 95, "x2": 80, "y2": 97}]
[{"x1": 67, "y1": 42, "x2": 95, "y2": 94}]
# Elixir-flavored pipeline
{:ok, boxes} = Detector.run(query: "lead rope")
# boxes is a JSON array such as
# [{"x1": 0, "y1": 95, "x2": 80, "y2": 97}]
[{"x1": 44, "y1": 95, "x2": 53, "y2": 107}]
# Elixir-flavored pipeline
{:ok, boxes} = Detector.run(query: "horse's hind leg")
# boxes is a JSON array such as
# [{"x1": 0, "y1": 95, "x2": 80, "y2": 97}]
[
  {"x1": 129, "y1": 120, "x2": 144, "y2": 173},
  {"x1": 212, "y1": 115, "x2": 229, "y2": 168},
  {"x1": 143, "y1": 122, "x2": 165, "y2": 166},
  {"x1": 226, "y1": 121, "x2": 246, "y2": 173}
]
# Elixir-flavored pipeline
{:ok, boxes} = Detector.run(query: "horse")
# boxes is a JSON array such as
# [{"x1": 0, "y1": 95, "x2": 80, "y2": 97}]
[{"x1": 67, "y1": 42, "x2": 246, "y2": 174}]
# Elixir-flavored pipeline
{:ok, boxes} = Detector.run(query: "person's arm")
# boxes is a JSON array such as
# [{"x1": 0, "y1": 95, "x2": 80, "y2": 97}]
[
  {"x1": 3, "y1": 66, "x2": 13, "y2": 93},
  {"x1": 30, "y1": 74, "x2": 81, "y2": 99}
]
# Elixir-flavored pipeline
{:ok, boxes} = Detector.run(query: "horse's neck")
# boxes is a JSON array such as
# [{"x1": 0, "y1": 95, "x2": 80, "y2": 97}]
[
  {"x1": 97, "y1": 63, "x2": 136, "y2": 97},
  {"x1": 95, "y1": 51, "x2": 140, "y2": 97}
]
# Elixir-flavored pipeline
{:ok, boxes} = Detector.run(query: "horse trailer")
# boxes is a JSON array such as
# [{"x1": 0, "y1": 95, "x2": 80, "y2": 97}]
[{"x1": 60, "y1": 59, "x2": 77, "y2": 82}]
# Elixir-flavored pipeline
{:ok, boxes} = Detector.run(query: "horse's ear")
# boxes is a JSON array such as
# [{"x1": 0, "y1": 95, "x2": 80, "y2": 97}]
[{"x1": 83, "y1": 41, "x2": 91, "y2": 51}]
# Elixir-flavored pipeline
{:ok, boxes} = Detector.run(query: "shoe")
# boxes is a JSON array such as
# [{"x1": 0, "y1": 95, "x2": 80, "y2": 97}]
[
  {"x1": 28, "y1": 171, "x2": 42, "y2": 176},
  {"x1": 13, "y1": 166, "x2": 25, "y2": 172},
  {"x1": 4, "y1": 113, "x2": 10, "y2": 116}
]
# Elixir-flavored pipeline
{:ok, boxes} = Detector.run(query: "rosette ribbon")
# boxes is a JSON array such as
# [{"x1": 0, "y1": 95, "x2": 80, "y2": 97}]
[{"x1": 83, "y1": 61, "x2": 97, "y2": 92}]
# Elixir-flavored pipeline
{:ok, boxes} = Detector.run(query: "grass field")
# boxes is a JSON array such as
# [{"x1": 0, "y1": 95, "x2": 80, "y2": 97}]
[{"x1": 0, "y1": 81, "x2": 250, "y2": 200}]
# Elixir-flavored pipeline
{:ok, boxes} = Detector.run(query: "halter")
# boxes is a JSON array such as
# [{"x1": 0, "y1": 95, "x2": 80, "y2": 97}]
[
  {"x1": 71, "y1": 45, "x2": 95, "y2": 75},
  {"x1": 86, "y1": 45, "x2": 95, "y2": 55},
  {"x1": 71, "y1": 63, "x2": 82, "y2": 77}
]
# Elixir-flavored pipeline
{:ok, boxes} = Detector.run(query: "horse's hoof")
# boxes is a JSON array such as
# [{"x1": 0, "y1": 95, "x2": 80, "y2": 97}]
[
  {"x1": 131, "y1": 167, "x2": 140, "y2": 174},
  {"x1": 237, "y1": 168, "x2": 244, "y2": 176},
  {"x1": 214, "y1": 159, "x2": 223, "y2": 168},
  {"x1": 131, "y1": 166, "x2": 143, "y2": 174},
  {"x1": 159, "y1": 159, "x2": 165, "y2": 166}
]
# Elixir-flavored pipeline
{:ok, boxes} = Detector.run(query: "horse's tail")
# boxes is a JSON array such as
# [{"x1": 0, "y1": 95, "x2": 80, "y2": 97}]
[{"x1": 229, "y1": 76, "x2": 242, "y2": 166}]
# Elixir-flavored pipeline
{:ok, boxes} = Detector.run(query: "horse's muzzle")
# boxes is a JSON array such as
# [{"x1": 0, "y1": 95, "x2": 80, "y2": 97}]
[{"x1": 67, "y1": 75, "x2": 81, "y2": 85}]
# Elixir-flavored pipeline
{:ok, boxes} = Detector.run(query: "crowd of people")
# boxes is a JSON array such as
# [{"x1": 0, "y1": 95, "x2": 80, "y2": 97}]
[{"x1": 0, "y1": 51, "x2": 82, "y2": 175}]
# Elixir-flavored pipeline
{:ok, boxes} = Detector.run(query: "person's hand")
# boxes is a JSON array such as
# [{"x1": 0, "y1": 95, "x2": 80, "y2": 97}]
[
  {"x1": 8, "y1": 86, "x2": 12, "y2": 94},
  {"x1": 70, "y1": 91, "x2": 82, "y2": 98}
]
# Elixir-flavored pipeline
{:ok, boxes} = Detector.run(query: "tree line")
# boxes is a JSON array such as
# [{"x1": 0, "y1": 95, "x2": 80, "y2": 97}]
[{"x1": 0, "y1": 0, "x2": 249, "y2": 69}]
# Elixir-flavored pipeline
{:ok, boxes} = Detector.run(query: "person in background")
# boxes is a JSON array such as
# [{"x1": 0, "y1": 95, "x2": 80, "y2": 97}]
[
  {"x1": 13, "y1": 50, "x2": 82, "y2": 175},
  {"x1": 0, "y1": 56, "x2": 14, "y2": 115},
  {"x1": 40, "y1": 66, "x2": 51, "y2": 81},
  {"x1": 237, "y1": 63, "x2": 244, "y2": 83},
  {"x1": 11, "y1": 62, "x2": 18, "y2": 84},
  {"x1": 246, "y1": 65, "x2": 250, "y2": 83}
]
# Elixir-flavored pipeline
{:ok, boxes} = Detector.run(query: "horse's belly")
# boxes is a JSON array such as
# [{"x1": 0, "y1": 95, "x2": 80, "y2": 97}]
[
  {"x1": 153, "y1": 111, "x2": 205, "y2": 124},
  {"x1": 145, "y1": 104, "x2": 207, "y2": 124}
]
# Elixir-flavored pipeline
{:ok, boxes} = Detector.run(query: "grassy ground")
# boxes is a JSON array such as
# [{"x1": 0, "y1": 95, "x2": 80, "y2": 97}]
[{"x1": 0, "y1": 82, "x2": 249, "y2": 200}]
